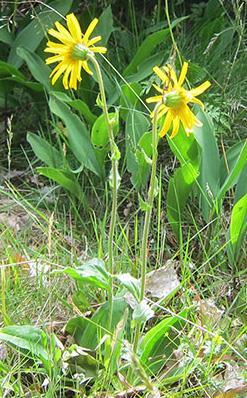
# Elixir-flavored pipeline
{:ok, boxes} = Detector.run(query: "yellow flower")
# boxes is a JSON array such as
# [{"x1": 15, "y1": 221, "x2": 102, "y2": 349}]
[
  {"x1": 146, "y1": 62, "x2": 211, "y2": 138},
  {"x1": 44, "y1": 13, "x2": 107, "y2": 90}
]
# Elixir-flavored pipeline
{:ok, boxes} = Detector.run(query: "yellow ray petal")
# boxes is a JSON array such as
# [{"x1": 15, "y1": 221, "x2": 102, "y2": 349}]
[
  {"x1": 189, "y1": 96, "x2": 204, "y2": 108},
  {"x1": 44, "y1": 46, "x2": 68, "y2": 54},
  {"x1": 153, "y1": 66, "x2": 169, "y2": 84},
  {"x1": 54, "y1": 21, "x2": 73, "y2": 42},
  {"x1": 170, "y1": 116, "x2": 180, "y2": 138},
  {"x1": 84, "y1": 18, "x2": 98, "y2": 42},
  {"x1": 63, "y1": 64, "x2": 73, "y2": 89},
  {"x1": 69, "y1": 64, "x2": 78, "y2": 89},
  {"x1": 90, "y1": 46, "x2": 107, "y2": 54},
  {"x1": 45, "y1": 54, "x2": 64, "y2": 65},
  {"x1": 152, "y1": 83, "x2": 164, "y2": 94},
  {"x1": 82, "y1": 61, "x2": 93, "y2": 75},
  {"x1": 160, "y1": 111, "x2": 172, "y2": 137},
  {"x1": 87, "y1": 36, "x2": 102, "y2": 46},
  {"x1": 50, "y1": 62, "x2": 68, "y2": 85},
  {"x1": 178, "y1": 62, "x2": 188, "y2": 86},
  {"x1": 48, "y1": 28, "x2": 72, "y2": 45},
  {"x1": 189, "y1": 81, "x2": 211, "y2": 97},
  {"x1": 146, "y1": 95, "x2": 163, "y2": 104},
  {"x1": 164, "y1": 64, "x2": 178, "y2": 85},
  {"x1": 66, "y1": 13, "x2": 82, "y2": 42}
]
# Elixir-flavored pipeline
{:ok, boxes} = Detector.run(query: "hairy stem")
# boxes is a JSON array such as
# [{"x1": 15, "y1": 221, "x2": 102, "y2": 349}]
[{"x1": 89, "y1": 55, "x2": 118, "y2": 330}]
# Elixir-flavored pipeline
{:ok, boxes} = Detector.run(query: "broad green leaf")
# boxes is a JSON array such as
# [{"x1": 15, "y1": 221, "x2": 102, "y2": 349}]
[
  {"x1": 66, "y1": 298, "x2": 128, "y2": 350},
  {"x1": 229, "y1": 194, "x2": 247, "y2": 262},
  {"x1": 51, "y1": 91, "x2": 97, "y2": 125},
  {"x1": 94, "y1": 6, "x2": 114, "y2": 46},
  {"x1": 167, "y1": 162, "x2": 199, "y2": 238},
  {"x1": 124, "y1": 29, "x2": 170, "y2": 76},
  {"x1": 37, "y1": 167, "x2": 84, "y2": 202},
  {"x1": 27, "y1": 132, "x2": 63, "y2": 168},
  {"x1": 132, "y1": 300, "x2": 154, "y2": 323},
  {"x1": 120, "y1": 82, "x2": 142, "y2": 121},
  {"x1": 49, "y1": 97, "x2": 101, "y2": 176},
  {"x1": 58, "y1": 258, "x2": 110, "y2": 290},
  {"x1": 0, "y1": 26, "x2": 14, "y2": 45},
  {"x1": 217, "y1": 141, "x2": 247, "y2": 206},
  {"x1": 17, "y1": 47, "x2": 51, "y2": 91},
  {"x1": 139, "y1": 310, "x2": 187, "y2": 371},
  {"x1": 127, "y1": 52, "x2": 164, "y2": 83},
  {"x1": 91, "y1": 112, "x2": 119, "y2": 147},
  {"x1": 0, "y1": 60, "x2": 24, "y2": 79},
  {"x1": 116, "y1": 273, "x2": 140, "y2": 301},
  {"x1": 194, "y1": 110, "x2": 220, "y2": 220},
  {"x1": 235, "y1": 165, "x2": 247, "y2": 203},
  {"x1": 8, "y1": 0, "x2": 73, "y2": 68},
  {"x1": 167, "y1": 127, "x2": 199, "y2": 168},
  {"x1": 125, "y1": 111, "x2": 150, "y2": 189},
  {"x1": 220, "y1": 141, "x2": 245, "y2": 186}
]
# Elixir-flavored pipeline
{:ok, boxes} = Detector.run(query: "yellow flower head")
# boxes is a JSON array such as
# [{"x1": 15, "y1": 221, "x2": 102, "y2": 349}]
[
  {"x1": 146, "y1": 62, "x2": 211, "y2": 138},
  {"x1": 44, "y1": 13, "x2": 107, "y2": 90}
]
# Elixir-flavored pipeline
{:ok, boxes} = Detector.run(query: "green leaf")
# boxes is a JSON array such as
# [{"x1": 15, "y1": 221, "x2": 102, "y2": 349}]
[
  {"x1": 0, "y1": 60, "x2": 24, "y2": 79},
  {"x1": 91, "y1": 112, "x2": 119, "y2": 147},
  {"x1": 8, "y1": 0, "x2": 73, "y2": 68},
  {"x1": 127, "y1": 52, "x2": 164, "y2": 83},
  {"x1": 66, "y1": 298, "x2": 128, "y2": 350},
  {"x1": 229, "y1": 194, "x2": 247, "y2": 262},
  {"x1": 116, "y1": 273, "x2": 140, "y2": 301},
  {"x1": 27, "y1": 132, "x2": 63, "y2": 168},
  {"x1": 51, "y1": 91, "x2": 97, "y2": 125},
  {"x1": 94, "y1": 6, "x2": 114, "y2": 46},
  {"x1": 167, "y1": 162, "x2": 199, "y2": 238},
  {"x1": 119, "y1": 82, "x2": 142, "y2": 120},
  {"x1": 139, "y1": 310, "x2": 187, "y2": 371},
  {"x1": 217, "y1": 141, "x2": 247, "y2": 206},
  {"x1": 125, "y1": 111, "x2": 150, "y2": 189},
  {"x1": 49, "y1": 97, "x2": 101, "y2": 176},
  {"x1": 58, "y1": 258, "x2": 111, "y2": 290},
  {"x1": 167, "y1": 127, "x2": 199, "y2": 167},
  {"x1": 235, "y1": 165, "x2": 247, "y2": 203},
  {"x1": 37, "y1": 167, "x2": 85, "y2": 202},
  {"x1": 17, "y1": 47, "x2": 51, "y2": 91},
  {"x1": 124, "y1": 29, "x2": 170, "y2": 76},
  {"x1": 0, "y1": 26, "x2": 14, "y2": 45},
  {"x1": 220, "y1": 141, "x2": 245, "y2": 186},
  {"x1": 194, "y1": 110, "x2": 220, "y2": 220},
  {"x1": 132, "y1": 300, "x2": 154, "y2": 323}
]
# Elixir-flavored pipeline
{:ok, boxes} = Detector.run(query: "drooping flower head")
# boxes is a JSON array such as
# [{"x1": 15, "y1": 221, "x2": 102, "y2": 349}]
[
  {"x1": 146, "y1": 62, "x2": 211, "y2": 138},
  {"x1": 44, "y1": 13, "x2": 107, "y2": 90}
]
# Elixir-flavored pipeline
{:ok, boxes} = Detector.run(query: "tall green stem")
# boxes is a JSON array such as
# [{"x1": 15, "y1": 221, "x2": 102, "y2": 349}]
[
  {"x1": 132, "y1": 103, "x2": 160, "y2": 355},
  {"x1": 89, "y1": 55, "x2": 118, "y2": 329}
]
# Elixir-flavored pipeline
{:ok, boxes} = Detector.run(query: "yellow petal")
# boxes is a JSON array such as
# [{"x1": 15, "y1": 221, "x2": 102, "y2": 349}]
[
  {"x1": 66, "y1": 13, "x2": 82, "y2": 42},
  {"x1": 84, "y1": 18, "x2": 98, "y2": 42},
  {"x1": 157, "y1": 106, "x2": 168, "y2": 119},
  {"x1": 48, "y1": 28, "x2": 72, "y2": 45},
  {"x1": 82, "y1": 61, "x2": 93, "y2": 75},
  {"x1": 189, "y1": 81, "x2": 211, "y2": 97},
  {"x1": 146, "y1": 95, "x2": 163, "y2": 103},
  {"x1": 54, "y1": 21, "x2": 73, "y2": 42},
  {"x1": 50, "y1": 62, "x2": 68, "y2": 85},
  {"x1": 70, "y1": 64, "x2": 78, "y2": 89},
  {"x1": 170, "y1": 116, "x2": 180, "y2": 138},
  {"x1": 189, "y1": 96, "x2": 204, "y2": 109},
  {"x1": 152, "y1": 83, "x2": 163, "y2": 94},
  {"x1": 178, "y1": 62, "x2": 188, "y2": 86},
  {"x1": 153, "y1": 66, "x2": 169, "y2": 84},
  {"x1": 164, "y1": 64, "x2": 178, "y2": 85},
  {"x1": 87, "y1": 36, "x2": 102, "y2": 46},
  {"x1": 90, "y1": 46, "x2": 107, "y2": 54},
  {"x1": 160, "y1": 111, "x2": 172, "y2": 137},
  {"x1": 45, "y1": 54, "x2": 64, "y2": 65},
  {"x1": 63, "y1": 64, "x2": 73, "y2": 89}
]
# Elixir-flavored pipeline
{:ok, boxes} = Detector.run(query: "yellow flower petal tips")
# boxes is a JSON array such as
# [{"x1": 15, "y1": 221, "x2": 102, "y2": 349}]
[
  {"x1": 44, "y1": 13, "x2": 107, "y2": 90},
  {"x1": 146, "y1": 62, "x2": 211, "y2": 138}
]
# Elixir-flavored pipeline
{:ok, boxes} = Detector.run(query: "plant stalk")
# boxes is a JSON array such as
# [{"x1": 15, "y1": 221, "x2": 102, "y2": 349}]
[
  {"x1": 132, "y1": 103, "x2": 160, "y2": 356},
  {"x1": 89, "y1": 55, "x2": 118, "y2": 330}
]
